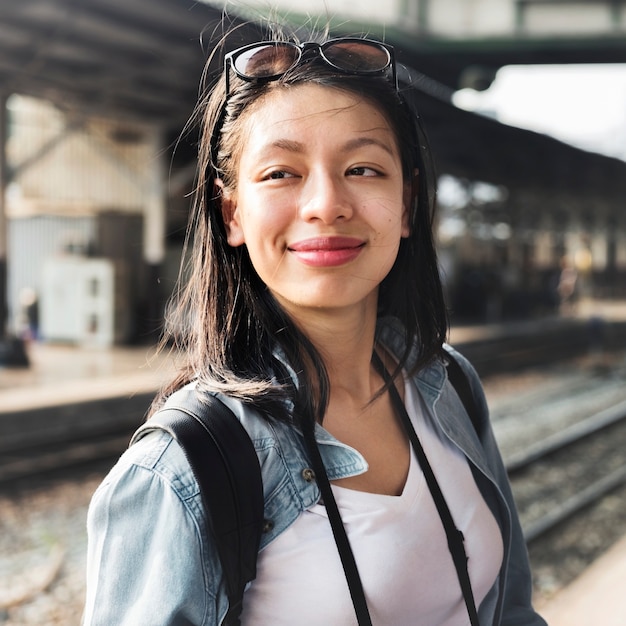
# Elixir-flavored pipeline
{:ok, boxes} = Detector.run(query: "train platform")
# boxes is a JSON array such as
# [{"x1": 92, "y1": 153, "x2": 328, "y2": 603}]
[
  {"x1": 0, "y1": 341, "x2": 174, "y2": 414},
  {"x1": 536, "y1": 532, "x2": 626, "y2": 626}
]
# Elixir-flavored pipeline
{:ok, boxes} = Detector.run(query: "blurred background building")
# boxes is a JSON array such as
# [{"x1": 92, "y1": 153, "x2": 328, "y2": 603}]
[{"x1": 1, "y1": 0, "x2": 625, "y2": 357}]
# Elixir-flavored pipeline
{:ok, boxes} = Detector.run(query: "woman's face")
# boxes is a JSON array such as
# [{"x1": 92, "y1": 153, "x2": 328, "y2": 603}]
[{"x1": 221, "y1": 83, "x2": 410, "y2": 320}]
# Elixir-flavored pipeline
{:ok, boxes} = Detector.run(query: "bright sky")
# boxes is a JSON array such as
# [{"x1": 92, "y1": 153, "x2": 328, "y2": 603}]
[{"x1": 453, "y1": 64, "x2": 626, "y2": 162}]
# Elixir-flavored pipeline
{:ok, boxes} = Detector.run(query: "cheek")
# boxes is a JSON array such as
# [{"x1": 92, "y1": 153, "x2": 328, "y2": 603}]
[
  {"x1": 374, "y1": 194, "x2": 410, "y2": 239},
  {"x1": 233, "y1": 204, "x2": 291, "y2": 266},
  {"x1": 240, "y1": 187, "x2": 297, "y2": 233}
]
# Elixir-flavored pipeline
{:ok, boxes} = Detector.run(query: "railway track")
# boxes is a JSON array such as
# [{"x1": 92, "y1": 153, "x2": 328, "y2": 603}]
[{"x1": 506, "y1": 399, "x2": 626, "y2": 543}]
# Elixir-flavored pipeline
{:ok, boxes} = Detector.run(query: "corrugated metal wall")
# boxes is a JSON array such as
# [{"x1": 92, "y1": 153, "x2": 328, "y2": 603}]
[{"x1": 8, "y1": 215, "x2": 95, "y2": 335}]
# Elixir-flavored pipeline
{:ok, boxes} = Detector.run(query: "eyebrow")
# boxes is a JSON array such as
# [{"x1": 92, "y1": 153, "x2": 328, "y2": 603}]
[
  {"x1": 268, "y1": 139, "x2": 305, "y2": 153},
  {"x1": 340, "y1": 135, "x2": 396, "y2": 157},
  {"x1": 265, "y1": 134, "x2": 396, "y2": 157}
]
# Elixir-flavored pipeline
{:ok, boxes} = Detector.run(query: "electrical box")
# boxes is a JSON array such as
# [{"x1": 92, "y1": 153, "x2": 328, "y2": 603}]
[{"x1": 41, "y1": 257, "x2": 130, "y2": 346}]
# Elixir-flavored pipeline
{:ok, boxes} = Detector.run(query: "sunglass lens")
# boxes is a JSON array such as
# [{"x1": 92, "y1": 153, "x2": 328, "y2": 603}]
[
  {"x1": 233, "y1": 43, "x2": 300, "y2": 79},
  {"x1": 323, "y1": 42, "x2": 390, "y2": 73}
]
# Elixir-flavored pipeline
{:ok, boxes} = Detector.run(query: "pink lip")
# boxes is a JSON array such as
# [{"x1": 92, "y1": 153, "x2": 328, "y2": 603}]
[{"x1": 288, "y1": 237, "x2": 365, "y2": 267}]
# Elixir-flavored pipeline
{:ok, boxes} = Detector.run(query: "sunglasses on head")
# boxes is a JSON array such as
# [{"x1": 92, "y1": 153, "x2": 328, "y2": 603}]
[{"x1": 224, "y1": 38, "x2": 397, "y2": 96}]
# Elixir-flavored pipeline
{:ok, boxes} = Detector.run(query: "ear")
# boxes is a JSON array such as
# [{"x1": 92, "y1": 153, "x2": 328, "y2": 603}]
[
  {"x1": 401, "y1": 169, "x2": 418, "y2": 238},
  {"x1": 216, "y1": 179, "x2": 245, "y2": 247}
]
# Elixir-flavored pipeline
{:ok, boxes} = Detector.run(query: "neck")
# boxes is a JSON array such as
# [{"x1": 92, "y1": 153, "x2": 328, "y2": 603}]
[{"x1": 288, "y1": 301, "x2": 381, "y2": 405}]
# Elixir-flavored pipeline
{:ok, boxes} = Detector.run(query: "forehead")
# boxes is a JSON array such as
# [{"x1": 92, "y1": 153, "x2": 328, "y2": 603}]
[{"x1": 239, "y1": 83, "x2": 397, "y2": 147}]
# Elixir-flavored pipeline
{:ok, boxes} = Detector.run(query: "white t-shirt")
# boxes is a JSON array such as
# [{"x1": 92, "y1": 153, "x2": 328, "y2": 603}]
[{"x1": 241, "y1": 377, "x2": 503, "y2": 625}]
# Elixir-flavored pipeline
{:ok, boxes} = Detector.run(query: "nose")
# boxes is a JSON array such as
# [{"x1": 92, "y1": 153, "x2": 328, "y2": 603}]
[{"x1": 298, "y1": 171, "x2": 354, "y2": 224}]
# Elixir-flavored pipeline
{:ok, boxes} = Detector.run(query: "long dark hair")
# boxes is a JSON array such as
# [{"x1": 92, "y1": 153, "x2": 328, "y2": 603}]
[{"x1": 155, "y1": 31, "x2": 448, "y2": 426}]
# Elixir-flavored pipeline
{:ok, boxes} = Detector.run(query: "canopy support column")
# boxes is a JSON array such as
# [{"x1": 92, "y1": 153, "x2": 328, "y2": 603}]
[
  {"x1": 0, "y1": 93, "x2": 29, "y2": 367},
  {"x1": 142, "y1": 126, "x2": 167, "y2": 341}
]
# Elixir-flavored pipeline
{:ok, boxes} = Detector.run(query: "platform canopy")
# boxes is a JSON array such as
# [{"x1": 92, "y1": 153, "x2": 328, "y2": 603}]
[
  {"x1": 0, "y1": 0, "x2": 625, "y2": 198},
  {"x1": 0, "y1": 0, "x2": 254, "y2": 126}
]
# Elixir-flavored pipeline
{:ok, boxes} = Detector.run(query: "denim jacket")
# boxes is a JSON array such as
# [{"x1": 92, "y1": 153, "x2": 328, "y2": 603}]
[{"x1": 84, "y1": 319, "x2": 546, "y2": 626}]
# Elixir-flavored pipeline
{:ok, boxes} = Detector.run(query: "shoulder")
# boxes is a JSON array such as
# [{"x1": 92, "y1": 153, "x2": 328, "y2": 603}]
[
  {"x1": 139, "y1": 387, "x2": 314, "y2": 523},
  {"x1": 85, "y1": 430, "x2": 223, "y2": 624},
  {"x1": 92, "y1": 429, "x2": 204, "y2": 521},
  {"x1": 442, "y1": 343, "x2": 481, "y2": 385}
]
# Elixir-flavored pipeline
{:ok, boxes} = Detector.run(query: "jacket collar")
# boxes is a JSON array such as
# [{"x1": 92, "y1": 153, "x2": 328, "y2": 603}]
[{"x1": 377, "y1": 317, "x2": 494, "y2": 480}]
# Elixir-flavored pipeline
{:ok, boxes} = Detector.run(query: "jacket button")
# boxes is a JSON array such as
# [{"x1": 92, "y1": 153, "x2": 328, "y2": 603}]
[
  {"x1": 262, "y1": 519, "x2": 274, "y2": 533},
  {"x1": 302, "y1": 468, "x2": 316, "y2": 482}
]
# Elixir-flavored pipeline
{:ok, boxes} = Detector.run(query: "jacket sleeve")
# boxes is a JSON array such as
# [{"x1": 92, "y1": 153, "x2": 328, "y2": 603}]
[
  {"x1": 446, "y1": 347, "x2": 548, "y2": 626},
  {"x1": 83, "y1": 431, "x2": 228, "y2": 626}
]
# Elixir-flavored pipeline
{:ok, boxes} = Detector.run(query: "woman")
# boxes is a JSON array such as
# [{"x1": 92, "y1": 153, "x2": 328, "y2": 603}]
[{"x1": 84, "y1": 31, "x2": 546, "y2": 626}]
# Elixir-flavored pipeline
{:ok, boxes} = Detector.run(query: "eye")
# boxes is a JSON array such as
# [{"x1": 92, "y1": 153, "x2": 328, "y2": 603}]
[
  {"x1": 347, "y1": 166, "x2": 379, "y2": 177},
  {"x1": 263, "y1": 169, "x2": 297, "y2": 180}
]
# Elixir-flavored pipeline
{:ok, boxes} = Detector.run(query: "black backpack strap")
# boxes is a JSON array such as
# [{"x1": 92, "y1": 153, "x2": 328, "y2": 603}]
[
  {"x1": 443, "y1": 345, "x2": 481, "y2": 435},
  {"x1": 131, "y1": 388, "x2": 264, "y2": 625}
]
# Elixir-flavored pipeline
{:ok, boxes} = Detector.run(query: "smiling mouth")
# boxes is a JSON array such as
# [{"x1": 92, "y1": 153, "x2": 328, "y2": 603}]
[{"x1": 288, "y1": 237, "x2": 365, "y2": 267}]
